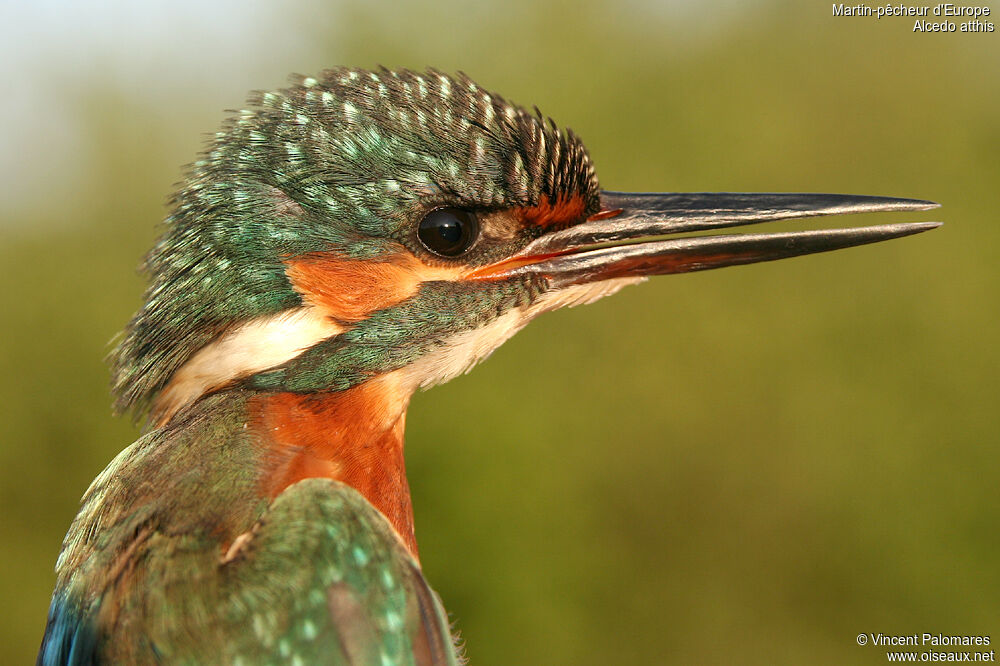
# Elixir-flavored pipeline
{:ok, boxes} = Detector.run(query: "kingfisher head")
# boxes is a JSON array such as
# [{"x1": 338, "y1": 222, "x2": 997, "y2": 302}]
[{"x1": 111, "y1": 67, "x2": 938, "y2": 426}]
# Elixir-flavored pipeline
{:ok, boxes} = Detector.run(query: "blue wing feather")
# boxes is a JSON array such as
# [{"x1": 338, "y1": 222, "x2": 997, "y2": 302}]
[{"x1": 36, "y1": 593, "x2": 97, "y2": 666}]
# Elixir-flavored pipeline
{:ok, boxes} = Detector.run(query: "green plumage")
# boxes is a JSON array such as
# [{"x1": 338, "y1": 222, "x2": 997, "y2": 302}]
[{"x1": 45, "y1": 392, "x2": 457, "y2": 665}]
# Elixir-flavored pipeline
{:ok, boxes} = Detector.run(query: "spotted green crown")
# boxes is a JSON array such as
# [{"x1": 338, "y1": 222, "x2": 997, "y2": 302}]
[{"x1": 111, "y1": 67, "x2": 599, "y2": 418}]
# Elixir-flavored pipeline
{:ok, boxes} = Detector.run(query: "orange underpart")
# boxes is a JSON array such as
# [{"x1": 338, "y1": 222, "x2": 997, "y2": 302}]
[
  {"x1": 252, "y1": 381, "x2": 418, "y2": 557},
  {"x1": 286, "y1": 253, "x2": 427, "y2": 323},
  {"x1": 517, "y1": 193, "x2": 588, "y2": 229}
]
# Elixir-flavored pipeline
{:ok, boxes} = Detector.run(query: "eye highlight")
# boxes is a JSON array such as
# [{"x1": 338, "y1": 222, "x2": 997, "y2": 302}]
[{"x1": 417, "y1": 208, "x2": 479, "y2": 257}]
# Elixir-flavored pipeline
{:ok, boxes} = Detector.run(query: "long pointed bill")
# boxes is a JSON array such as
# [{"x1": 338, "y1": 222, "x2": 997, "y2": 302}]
[{"x1": 468, "y1": 192, "x2": 940, "y2": 287}]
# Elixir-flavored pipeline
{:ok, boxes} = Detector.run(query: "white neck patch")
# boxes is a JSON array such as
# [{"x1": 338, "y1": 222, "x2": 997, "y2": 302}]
[{"x1": 153, "y1": 307, "x2": 344, "y2": 424}]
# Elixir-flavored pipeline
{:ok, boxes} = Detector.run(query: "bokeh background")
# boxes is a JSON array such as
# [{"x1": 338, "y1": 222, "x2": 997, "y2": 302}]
[{"x1": 3, "y1": 1, "x2": 997, "y2": 663}]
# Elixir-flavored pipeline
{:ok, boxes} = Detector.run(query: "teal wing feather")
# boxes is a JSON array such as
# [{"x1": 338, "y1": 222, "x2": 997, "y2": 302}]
[
  {"x1": 141, "y1": 478, "x2": 458, "y2": 665},
  {"x1": 44, "y1": 478, "x2": 458, "y2": 665},
  {"x1": 39, "y1": 394, "x2": 460, "y2": 665}
]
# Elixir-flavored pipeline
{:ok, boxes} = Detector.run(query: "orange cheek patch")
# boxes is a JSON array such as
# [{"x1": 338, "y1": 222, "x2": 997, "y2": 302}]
[
  {"x1": 517, "y1": 193, "x2": 588, "y2": 230},
  {"x1": 286, "y1": 251, "x2": 462, "y2": 324},
  {"x1": 286, "y1": 255, "x2": 421, "y2": 323}
]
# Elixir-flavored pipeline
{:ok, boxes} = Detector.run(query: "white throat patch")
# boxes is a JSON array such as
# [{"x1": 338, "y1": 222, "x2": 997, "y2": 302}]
[{"x1": 396, "y1": 277, "x2": 643, "y2": 393}]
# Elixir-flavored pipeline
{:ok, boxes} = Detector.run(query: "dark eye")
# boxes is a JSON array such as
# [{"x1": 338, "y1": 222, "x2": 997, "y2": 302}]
[{"x1": 417, "y1": 207, "x2": 479, "y2": 257}]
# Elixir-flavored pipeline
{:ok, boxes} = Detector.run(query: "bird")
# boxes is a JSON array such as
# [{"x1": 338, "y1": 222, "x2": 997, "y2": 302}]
[{"x1": 37, "y1": 67, "x2": 939, "y2": 665}]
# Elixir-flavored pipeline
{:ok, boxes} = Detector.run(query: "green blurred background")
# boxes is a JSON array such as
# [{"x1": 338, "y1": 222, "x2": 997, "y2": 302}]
[{"x1": 3, "y1": 1, "x2": 997, "y2": 663}]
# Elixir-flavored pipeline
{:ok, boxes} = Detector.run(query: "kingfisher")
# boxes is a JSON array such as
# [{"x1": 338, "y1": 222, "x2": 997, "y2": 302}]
[{"x1": 37, "y1": 67, "x2": 938, "y2": 665}]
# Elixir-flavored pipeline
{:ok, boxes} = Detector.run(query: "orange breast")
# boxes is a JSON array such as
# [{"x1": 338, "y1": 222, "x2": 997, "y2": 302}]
[{"x1": 252, "y1": 377, "x2": 418, "y2": 557}]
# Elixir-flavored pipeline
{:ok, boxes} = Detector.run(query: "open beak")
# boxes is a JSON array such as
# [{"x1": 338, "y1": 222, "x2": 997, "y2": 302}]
[{"x1": 469, "y1": 192, "x2": 940, "y2": 287}]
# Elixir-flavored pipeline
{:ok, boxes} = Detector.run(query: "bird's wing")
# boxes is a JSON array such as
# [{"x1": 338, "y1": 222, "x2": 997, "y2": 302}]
[
  {"x1": 211, "y1": 477, "x2": 461, "y2": 665},
  {"x1": 39, "y1": 476, "x2": 460, "y2": 665}
]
